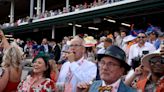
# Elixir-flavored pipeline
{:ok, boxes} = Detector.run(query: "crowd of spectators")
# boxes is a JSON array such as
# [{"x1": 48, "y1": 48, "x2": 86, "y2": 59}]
[
  {"x1": 0, "y1": 23, "x2": 164, "y2": 91},
  {"x1": 0, "y1": 0, "x2": 124, "y2": 29}
]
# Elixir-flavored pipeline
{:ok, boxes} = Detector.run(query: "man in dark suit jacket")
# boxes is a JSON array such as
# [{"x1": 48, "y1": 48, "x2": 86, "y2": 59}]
[
  {"x1": 77, "y1": 45, "x2": 137, "y2": 92},
  {"x1": 39, "y1": 38, "x2": 52, "y2": 53},
  {"x1": 50, "y1": 39, "x2": 61, "y2": 61}
]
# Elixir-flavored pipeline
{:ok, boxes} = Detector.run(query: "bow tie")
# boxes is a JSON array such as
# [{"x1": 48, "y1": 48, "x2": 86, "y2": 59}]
[{"x1": 98, "y1": 86, "x2": 113, "y2": 92}]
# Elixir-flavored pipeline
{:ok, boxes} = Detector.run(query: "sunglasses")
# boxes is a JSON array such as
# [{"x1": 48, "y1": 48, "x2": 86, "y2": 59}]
[
  {"x1": 149, "y1": 57, "x2": 164, "y2": 64},
  {"x1": 138, "y1": 36, "x2": 146, "y2": 38}
]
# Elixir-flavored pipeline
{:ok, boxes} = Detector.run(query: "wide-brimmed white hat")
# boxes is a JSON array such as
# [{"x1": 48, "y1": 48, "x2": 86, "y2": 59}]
[
  {"x1": 123, "y1": 35, "x2": 136, "y2": 43},
  {"x1": 141, "y1": 49, "x2": 161, "y2": 69},
  {"x1": 84, "y1": 36, "x2": 97, "y2": 47},
  {"x1": 100, "y1": 36, "x2": 106, "y2": 42}
]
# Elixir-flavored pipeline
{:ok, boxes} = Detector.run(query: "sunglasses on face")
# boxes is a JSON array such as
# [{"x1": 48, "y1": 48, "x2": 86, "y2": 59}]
[
  {"x1": 149, "y1": 57, "x2": 164, "y2": 64},
  {"x1": 138, "y1": 36, "x2": 146, "y2": 39}
]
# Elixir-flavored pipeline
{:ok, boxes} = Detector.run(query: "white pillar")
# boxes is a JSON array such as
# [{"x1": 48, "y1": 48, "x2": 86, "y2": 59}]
[
  {"x1": 73, "y1": 23, "x2": 76, "y2": 37},
  {"x1": 42, "y1": 0, "x2": 45, "y2": 13},
  {"x1": 52, "y1": 25, "x2": 55, "y2": 39},
  {"x1": 30, "y1": 0, "x2": 34, "y2": 18},
  {"x1": 10, "y1": 0, "x2": 14, "y2": 23},
  {"x1": 66, "y1": 0, "x2": 69, "y2": 12},
  {"x1": 37, "y1": 0, "x2": 41, "y2": 15}
]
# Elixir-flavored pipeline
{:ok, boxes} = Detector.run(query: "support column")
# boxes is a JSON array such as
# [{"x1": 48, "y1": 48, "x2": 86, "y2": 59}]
[
  {"x1": 36, "y1": 0, "x2": 41, "y2": 15},
  {"x1": 52, "y1": 25, "x2": 55, "y2": 39},
  {"x1": 66, "y1": 0, "x2": 69, "y2": 12},
  {"x1": 30, "y1": 0, "x2": 34, "y2": 18},
  {"x1": 73, "y1": 23, "x2": 76, "y2": 37},
  {"x1": 42, "y1": 0, "x2": 45, "y2": 13},
  {"x1": 10, "y1": 0, "x2": 14, "y2": 23}
]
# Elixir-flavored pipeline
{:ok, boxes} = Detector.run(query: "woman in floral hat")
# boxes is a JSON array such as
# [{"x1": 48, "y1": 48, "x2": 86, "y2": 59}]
[{"x1": 83, "y1": 36, "x2": 97, "y2": 63}]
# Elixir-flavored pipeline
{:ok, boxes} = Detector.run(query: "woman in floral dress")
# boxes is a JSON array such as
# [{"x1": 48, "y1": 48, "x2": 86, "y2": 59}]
[{"x1": 17, "y1": 53, "x2": 56, "y2": 92}]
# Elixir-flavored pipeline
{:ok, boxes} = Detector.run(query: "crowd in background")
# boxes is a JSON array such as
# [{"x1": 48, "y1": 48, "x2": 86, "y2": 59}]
[
  {"x1": 0, "y1": 23, "x2": 164, "y2": 92},
  {"x1": 0, "y1": 0, "x2": 124, "y2": 28}
]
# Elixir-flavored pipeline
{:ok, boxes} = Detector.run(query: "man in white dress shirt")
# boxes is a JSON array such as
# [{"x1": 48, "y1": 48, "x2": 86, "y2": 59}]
[
  {"x1": 57, "y1": 36, "x2": 97, "y2": 92},
  {"x1": 128, "y1": 32, "x2": 156, "y2": 66}
]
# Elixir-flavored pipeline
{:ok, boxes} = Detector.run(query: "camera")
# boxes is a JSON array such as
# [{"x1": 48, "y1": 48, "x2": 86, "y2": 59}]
[
  {"x1": 131, "y1": 56, "x2": 142, "y2": 70},
  {"x1": 131, "y1": 50, "x2": 149, "y2": 70},
  {"x1": 142, "y1": 50, "x2": 149, "y2": 55}
]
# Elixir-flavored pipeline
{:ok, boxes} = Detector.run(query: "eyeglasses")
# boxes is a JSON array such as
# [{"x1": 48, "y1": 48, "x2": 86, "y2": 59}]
[
  {"x1": 98, "y1": 60, "x2": 120, "y2": 68},
  {"x1": 149, "y1": 57, "x2": 164, "y2": 64},
  {"x1": 138, "y1": 36, "x2": 146, "y2": 39},
  {"x1": 69, "y1": 44, "x2": 82, "y2": 48}
]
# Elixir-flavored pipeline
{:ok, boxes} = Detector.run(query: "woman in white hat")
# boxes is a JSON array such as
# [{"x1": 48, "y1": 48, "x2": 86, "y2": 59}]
[
  {"x1": 125, "y1": 46, "x2": 164, "y2": 92},
  {"x1": 122, "y1": 35, "x2": 137, "y2": 59}
]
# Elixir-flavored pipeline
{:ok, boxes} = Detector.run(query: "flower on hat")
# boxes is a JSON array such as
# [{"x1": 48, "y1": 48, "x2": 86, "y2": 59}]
[{"x1": 84, "y1": 36, "x2": 97, "y2": 47}]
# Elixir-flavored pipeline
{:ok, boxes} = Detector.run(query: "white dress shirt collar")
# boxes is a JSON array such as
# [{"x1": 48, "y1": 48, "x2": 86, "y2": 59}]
[
  {"x1": 76, "y1": 56, "x2": 85, "y2": 65},
  {"x1": 136, "y1": 43, "x2": 146, "y2": 48}
]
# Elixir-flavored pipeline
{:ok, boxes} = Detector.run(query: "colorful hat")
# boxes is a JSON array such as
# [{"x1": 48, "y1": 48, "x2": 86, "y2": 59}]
[
  {"x1": 84, "y1": 36, "x2": 97, "y2": 47},
  {"x1": 146, "y1": 26, "x2": 160, "y2": 35},
  {"x1": 130, "y1": 29, "x2": 145, "y2": 37},
  {"x1": 32, "y1": 51, "x2": 50, "y2": 63}
]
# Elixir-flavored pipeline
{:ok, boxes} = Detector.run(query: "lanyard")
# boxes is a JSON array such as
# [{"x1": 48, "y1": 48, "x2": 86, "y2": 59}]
[{"x1": 65, "y1": 59, "x2": 84, "y2": 83}]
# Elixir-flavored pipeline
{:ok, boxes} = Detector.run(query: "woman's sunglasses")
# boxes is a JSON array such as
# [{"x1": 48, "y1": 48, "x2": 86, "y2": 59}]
[{"x1": 149, "y1": 57, "x2": 164, "y2": 64}]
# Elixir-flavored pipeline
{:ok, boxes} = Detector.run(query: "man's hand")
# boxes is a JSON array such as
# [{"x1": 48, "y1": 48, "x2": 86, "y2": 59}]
[
  {"x1": 134, "y1": 65, "x2": 143, "y2": 76},
  {"x1": 66, "y1": 52, "x2": 75, "y2": 63},
  {"x1": 77, "y1": 82, "x2": 90, "y2": 92}
]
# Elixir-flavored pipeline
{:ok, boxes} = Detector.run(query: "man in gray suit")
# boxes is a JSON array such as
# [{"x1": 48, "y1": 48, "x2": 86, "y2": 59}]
[{"x1": 77, "y1": 45, "x2": 137, "y2": 92}]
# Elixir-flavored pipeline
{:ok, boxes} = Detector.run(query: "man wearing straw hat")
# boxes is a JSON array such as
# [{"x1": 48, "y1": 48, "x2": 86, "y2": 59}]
[{"x1": 137, "y1": 45, "x2": 164, "y2": 92}]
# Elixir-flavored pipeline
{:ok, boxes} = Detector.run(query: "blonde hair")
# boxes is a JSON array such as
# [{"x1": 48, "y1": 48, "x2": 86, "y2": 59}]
[
  {"x1": 1, "y1": 46, "x2": 22, "y2": 68},
  {"x1": 49, "y1": 59, "x2": 58, "y2": 73}
]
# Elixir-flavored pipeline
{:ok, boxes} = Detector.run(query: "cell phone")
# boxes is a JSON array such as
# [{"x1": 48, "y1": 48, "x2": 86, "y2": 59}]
[{"x1": 142, "y1": 50, "x2": 149, "y2": 55}]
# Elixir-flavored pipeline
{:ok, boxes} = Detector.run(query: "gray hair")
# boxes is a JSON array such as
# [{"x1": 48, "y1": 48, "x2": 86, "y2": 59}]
[{"x1": 71, "y1": 36, "x2": 85, "y2": 46}]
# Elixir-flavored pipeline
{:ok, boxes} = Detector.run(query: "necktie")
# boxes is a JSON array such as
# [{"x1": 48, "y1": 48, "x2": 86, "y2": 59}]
[{"x1": 98, "y1": 86, "x2": 113, "y2": 92}]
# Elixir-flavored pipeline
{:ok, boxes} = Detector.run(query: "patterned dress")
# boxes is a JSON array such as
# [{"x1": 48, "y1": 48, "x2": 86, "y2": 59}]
[{"x1": 17, "y1": 75, "x2": 56, "y2": 92}]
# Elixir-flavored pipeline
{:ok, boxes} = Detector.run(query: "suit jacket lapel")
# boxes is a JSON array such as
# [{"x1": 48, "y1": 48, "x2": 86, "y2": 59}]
[
  {"x1": 89, "y1": 80, "x2": 102, "y2": 92},
  {"x1": 118, "y1": 80, "x2": 126, "y2": 92}
]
